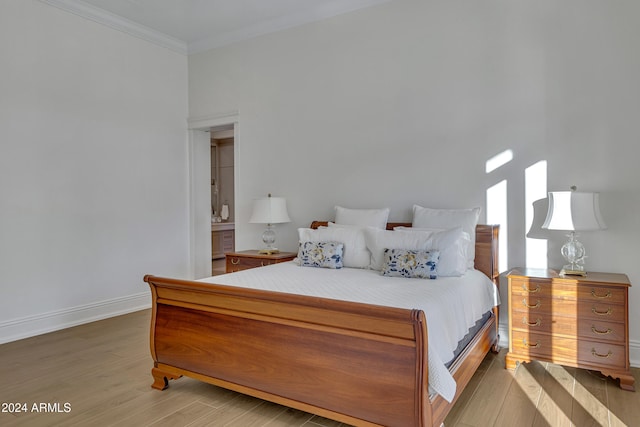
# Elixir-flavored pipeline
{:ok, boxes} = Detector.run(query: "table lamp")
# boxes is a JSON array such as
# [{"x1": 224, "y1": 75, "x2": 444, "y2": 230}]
[
  {"x1": 542, "y1": 186, "x2": 606, "y2": 276},
  {"x1": 249, "y1": 193, "x2": 291, "y2": 254}
]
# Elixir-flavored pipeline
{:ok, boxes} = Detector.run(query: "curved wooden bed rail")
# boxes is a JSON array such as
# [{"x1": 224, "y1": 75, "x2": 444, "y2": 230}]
[
  {"x1": 145, "y1": 223, "x2": 499, "y2": 427},
  {"x1": 145, "y1": 275, "x2": 432, "y2": 426}
]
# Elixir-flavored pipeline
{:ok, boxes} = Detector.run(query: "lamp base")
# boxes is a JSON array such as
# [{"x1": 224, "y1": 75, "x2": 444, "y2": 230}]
[
  {"x1": 559, "y1": 232, "x2": 587, "y2": 277},
  {"x1": 259, "y1": 225, "x2": 280, "y2": 255},
  {"x1": 258, "y1": 248, "x2": 280, "y2": 255},
  {"x1": 560, "y1": 264, "x2": 587, "y2": 277}
]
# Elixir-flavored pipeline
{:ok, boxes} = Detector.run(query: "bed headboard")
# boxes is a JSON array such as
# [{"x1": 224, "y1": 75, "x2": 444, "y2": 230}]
[{"x1": 309, "y1": 221, "x2": 499, "y2": 284}]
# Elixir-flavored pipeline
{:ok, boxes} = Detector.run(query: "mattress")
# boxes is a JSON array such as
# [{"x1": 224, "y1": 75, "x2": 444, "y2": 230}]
[{"x1": 200, "y1": 262, "x2": 499, "y2": 402}]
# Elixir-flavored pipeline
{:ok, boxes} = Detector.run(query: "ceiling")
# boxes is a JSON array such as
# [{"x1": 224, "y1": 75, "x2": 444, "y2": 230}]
[{"x1": 43, "y1": 0, "x2": 392, "y2": 54}]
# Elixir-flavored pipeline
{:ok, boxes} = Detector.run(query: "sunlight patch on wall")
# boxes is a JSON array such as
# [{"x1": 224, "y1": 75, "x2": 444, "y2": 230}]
[
  {"x1": 486, "y1": 180, "x2": 507, "y2": 272},
  {"x1": 485, "y1": 149, "x2": 513, "y2": 173},
  {"x1": 525, "y1": 161, "x2": 548, "y2": 269}
]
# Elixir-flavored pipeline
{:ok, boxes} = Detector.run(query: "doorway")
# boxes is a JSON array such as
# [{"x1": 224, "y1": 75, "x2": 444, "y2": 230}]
[
  {"x1": 210, "y1": 125, "x2": 235, "y2": 275},
  {"x1": 187, "y1": 113, "x2": 238, "y2": 279}
]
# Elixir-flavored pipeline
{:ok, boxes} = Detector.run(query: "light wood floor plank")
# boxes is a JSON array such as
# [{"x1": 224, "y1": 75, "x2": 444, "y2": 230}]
[
  {"x1": 443, "y1": 347, "x2": 496, "y2": 425},
  {"x1": 264, "y1": 407, "x2": 315, "y2": 426},
  {"x1": 456, "y1": 349, "x2": 516, "y2": 426},
  {"x1": 608, "y1": 367, "x2": 640, "y2": 427},
  {"x1": 149, "y1": 401, "x2": 218, "y2": 426},
  {"x1": 571, "y1": 369, "x2": 609, "y2": 427},
  {"x1": 532, "y1": 364, "x2": 574, "y2": 427},
  {"x1": 493, "y1": 361, "x2": 546, "y2": 426}
]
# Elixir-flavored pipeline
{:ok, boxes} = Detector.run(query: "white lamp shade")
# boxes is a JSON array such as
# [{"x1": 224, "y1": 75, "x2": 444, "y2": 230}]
[
  {"x1": 249, "y1": 196, "x2": 291, "y2": 224},
  {"x1": 542, "y1": 191, "x2": 606, "y2": 231}
]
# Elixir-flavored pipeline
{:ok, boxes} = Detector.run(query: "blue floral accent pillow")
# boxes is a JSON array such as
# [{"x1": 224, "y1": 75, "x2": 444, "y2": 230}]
[
  {"x1": 298, "y1": 241, "x2": 344, "y2": 269},
  {"x1": 381, "y1": 249, "x2": 440, "y2": 279}
]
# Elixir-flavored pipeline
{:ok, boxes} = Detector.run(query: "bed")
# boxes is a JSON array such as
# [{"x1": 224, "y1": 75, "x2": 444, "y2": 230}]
[{"x1": 145, "y1": 221, "x2": 499, "y2": 427}]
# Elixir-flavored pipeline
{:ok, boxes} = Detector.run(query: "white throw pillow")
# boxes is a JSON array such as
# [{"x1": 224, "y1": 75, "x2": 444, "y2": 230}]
[
  {"x1": 298, "y1": 226, "x2": 370, "y2": 268},
  {"x1": 395, "y1": 227, "x2": 469, "y2": 276},
  {"x1": 334, "y1": 206, "x2": 390, "y2": 229},
  {"x1": 364, "y1": 227, "x2": 435, "y2": 271},
  {"x1": 412, "y1": 205, "x2": 480, "y2": 268}
]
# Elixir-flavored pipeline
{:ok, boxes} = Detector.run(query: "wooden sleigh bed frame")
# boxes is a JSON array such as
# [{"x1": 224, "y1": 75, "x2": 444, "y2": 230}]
[{"x1": 145, "y1": 222, "x2": 499, "y2": 427}]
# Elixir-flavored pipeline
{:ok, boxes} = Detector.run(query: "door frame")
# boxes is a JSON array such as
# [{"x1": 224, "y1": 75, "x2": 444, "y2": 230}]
[{"x1": 187, "y1": 112, "x2": 239, "y2": 278}]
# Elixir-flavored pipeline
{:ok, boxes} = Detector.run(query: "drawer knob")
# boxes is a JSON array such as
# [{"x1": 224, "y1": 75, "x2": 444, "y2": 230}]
[
  {"x1": 591, "y1": 348, "x2": 613, "y2": 359},
  {"x1": 591, "y1": 306, "x2": 612, "y2": 316},
  {"x1": 522, "y1": 339, "x2": 540, "y2": 348},
  {"x1": 591, "y1": 289, "x2": 612, "y2": 299},
  {"x1": 523, "y1": 317, "x2": 541, "y2": 327},
  {"x1": 591, "y1": 325, "x2": 613, "y2": 335},
  {"x1": 522, "y1": 284, "x2": 541, "y2": 293},
  {"x1": 230, "y1": 258, "x2": 240, "y2": 265},
  {"x1": 522, "y1": 298, "x2": 541, "y2": 309}
]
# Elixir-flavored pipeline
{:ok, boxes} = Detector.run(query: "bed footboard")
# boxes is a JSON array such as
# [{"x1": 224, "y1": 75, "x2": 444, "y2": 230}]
[{"x1": 145, "y1": 275, "x2": 432, "y2": 427}]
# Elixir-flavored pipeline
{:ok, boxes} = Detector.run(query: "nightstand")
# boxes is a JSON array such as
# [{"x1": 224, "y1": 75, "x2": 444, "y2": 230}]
[
  {"x1": 506, "y1": 268, "x2": 634, "y2": 391},
  {"x1": 225, "y1": 250, "x2": 297, "y2": 273}
]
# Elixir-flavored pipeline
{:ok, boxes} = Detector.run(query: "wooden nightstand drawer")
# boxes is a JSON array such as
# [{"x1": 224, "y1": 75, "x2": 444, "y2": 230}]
[
  {"x1": 512, "y1": 314, "x2": 625, "y2": 344},
  {"x1": 578, "y1": 341, "x2": 627, "y2": 369},
  {"x1": 509, "y1": 279, "x2": 553, "y2": 298},
  {"x1": 227, "y1": 256, "x2": 270, "y2": 271},
  {"x1": 510, "y1": 278, "x2": 627, "y2": 304},
  {"x1": 225, "y1": 250, "x2": 297, "y2": 273},
  {"x1": 511, "y1": 330, "x2": 627, "y2": 370},
  {"x1": 578, "y1": 320, "x2": 625, "y2": 343},
  {"x1": 511, "y1": 330, "x2": 577, "y2": 361},
  {"x1": 511, "y1": 313, "x2": 573, "y2": 338},
  {"x1": 579, "y1": 286, "x2": 626, "y2": 304},
  {"x1": 511, "y1": 296, "x2": 625, "y2": 323},
  {"x1": 578, "y1": 302, "x2": 625, "y2": 323}
]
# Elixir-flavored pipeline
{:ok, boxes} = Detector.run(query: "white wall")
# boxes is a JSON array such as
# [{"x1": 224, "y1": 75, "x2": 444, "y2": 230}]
[
  {"x1": 189, "y1": 0, "x2": 640, "y2": 364},
  {"x1": 0, "y1": 0, "x2": 189, "y2": 342}
]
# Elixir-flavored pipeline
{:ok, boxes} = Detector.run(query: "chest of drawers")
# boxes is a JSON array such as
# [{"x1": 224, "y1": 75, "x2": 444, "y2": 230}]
[{"x1": 506, "y1": 268, "x2": 634, "y2": 391}]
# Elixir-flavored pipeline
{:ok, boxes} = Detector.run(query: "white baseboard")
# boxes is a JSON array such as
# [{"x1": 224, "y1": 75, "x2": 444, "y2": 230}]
[
  {"x1": 498, "y1": 324, "x2": 509, "y2": 349},
  {"x1": 630, "y1": 339, "x2": 640, "y2": 368},
  {"x1": 498, "y1": 325, "x2": 640, "y2": 368},
  {"x1": 0, "y1": 292, "x2": 151, "y2": 344}
]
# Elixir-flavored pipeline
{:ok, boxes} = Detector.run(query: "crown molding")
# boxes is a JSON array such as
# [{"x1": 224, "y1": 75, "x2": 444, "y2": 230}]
[
  {"x1": 188, "y1": 0, "x2": 392, "y2": 54},
  {"x1": 40, "y1": 0, "x2": 392, "y2": 55},
  {"x1": 38, "y1": 0, "x2": 188, "y2": 55}
]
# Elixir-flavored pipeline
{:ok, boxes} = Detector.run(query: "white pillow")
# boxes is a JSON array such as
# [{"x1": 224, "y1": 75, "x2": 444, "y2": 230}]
[
  {"x1": 334, "y1": 206, "x2": 390, "y2": 229},
  {"x1": 298, "y1": 226, "x2": 370, "y2": 268},
  {"x1": 395, "y1": 227, "x2": 469, "y2": 276},
  {"x1": 412, "y1": 205, "x2": 481, "y2": 268},
  {"x1": 363, "y1": 227, "x2": 434, "y2": 271}
]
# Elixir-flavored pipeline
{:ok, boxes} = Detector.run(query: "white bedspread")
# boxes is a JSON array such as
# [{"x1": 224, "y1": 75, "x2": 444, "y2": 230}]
[{"x1": 199, "y1": 263, "x2": 499, "y2": 402}]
